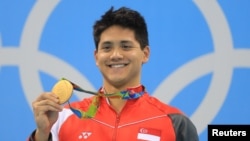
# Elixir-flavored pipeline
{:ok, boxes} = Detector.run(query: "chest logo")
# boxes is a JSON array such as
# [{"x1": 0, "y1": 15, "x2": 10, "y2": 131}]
[{"x1": 78, "y1": 132, "x2": 92, "y2": 140}]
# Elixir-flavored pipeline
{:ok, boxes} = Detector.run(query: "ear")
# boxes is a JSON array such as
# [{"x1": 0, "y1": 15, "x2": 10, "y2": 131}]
[
  {"x1": 142, "y1": 46, "x2": 150, "y2": 64},
  {"x1": 94, "y1": 49, "x2": 99, "y2": 66}
]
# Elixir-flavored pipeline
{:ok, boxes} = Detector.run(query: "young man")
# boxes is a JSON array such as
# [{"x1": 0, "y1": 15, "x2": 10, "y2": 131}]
[{"x1": 28, "y1": 7, "x2": 199, "y2": 141}]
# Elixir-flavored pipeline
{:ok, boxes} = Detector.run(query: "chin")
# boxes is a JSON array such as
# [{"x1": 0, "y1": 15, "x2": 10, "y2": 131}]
[{"x1": 110, "y1": 78, "x2": 126, "y2": 86}]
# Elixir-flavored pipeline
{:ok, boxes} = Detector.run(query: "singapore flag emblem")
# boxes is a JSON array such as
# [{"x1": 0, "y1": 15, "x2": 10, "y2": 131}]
[{"x1": 137, "y1": 128, "x2": 161, "y2": 141}]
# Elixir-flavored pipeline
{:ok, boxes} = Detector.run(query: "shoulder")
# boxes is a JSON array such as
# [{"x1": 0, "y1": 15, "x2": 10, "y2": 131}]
[
  {"x1": 142, "y1": 94, "x2": 199, "y2": 140},
  {"x1": 169, "y1": 114, "x2": 199, "y2": 141},
  {"x1": 142, "y1": 93, "x2": 182, "y2": 115}
]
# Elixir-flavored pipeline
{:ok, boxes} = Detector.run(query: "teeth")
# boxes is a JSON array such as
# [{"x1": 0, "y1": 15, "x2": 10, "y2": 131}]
[{"x1": 111, "y1": 64, "x2": 125, "y2": 68}]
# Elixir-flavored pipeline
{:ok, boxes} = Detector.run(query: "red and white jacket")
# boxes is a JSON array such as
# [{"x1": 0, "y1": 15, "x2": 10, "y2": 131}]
[{"x1": 28, "y1": 93, "x2": 198, "y2": 141}]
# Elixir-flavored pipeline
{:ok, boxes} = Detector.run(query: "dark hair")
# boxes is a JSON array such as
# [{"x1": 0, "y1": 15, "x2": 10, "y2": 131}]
[{"x1": 93, "y1": 6, "x2": 149, "y2": 49}]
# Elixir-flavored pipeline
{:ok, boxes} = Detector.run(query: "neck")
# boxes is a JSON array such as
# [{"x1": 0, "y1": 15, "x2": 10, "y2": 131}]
[
  {"x1": 107, "y1": 97, "x2": 127, "y2": 113},
  {"x1": 101, "y1": 84, "x2": 144, "y2": 113},
  {"x1": 103, "y1": 83, "x2": 142, "y2": 94},
  {"x1": 103, "y1": 85, "x2": 129, "y2": 113}
]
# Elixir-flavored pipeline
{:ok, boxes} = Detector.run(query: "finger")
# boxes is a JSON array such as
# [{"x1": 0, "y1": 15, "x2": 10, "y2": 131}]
[
  {"x1": 32, "y1": 99, "x2": 63, "y2": 114},
  {"x1": 35, "y1": 92, "x2": 60, "y2": 104}
]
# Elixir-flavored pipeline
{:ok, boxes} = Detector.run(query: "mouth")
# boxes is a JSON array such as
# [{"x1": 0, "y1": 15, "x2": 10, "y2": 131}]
[{"x1": 108, "y1": 63, "x2": 128, "y2": 68}]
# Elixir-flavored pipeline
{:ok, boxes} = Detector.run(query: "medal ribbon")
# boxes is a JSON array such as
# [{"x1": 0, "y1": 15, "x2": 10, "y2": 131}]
[{"x1": 61, "y1": 78, "x2": 145, "y2": 119}]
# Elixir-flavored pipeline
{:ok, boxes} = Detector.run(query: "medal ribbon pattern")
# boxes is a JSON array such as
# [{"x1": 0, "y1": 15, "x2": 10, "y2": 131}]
[{"x1": 57, "y1": 78, "x2": 146, "y2": 119}]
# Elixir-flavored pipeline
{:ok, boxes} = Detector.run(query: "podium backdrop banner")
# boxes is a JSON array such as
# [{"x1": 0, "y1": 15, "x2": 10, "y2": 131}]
[{"x1": 0, "y1": 1, "x2": 249, "y2": 141}]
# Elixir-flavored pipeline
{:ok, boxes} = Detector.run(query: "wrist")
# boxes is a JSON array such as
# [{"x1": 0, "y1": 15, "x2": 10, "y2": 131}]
[{"x1": 34, "y1": 129, "x2": 51, "y2": 141}]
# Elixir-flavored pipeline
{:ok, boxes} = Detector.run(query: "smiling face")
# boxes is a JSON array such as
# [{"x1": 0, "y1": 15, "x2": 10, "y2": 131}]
[{"x1": 95, "y1": 25, "x2": 150, "y2": 91}]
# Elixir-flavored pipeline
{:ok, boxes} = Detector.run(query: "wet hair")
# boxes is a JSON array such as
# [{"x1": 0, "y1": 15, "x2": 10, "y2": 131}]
[{"x1": 93, "y1": 6, "x2": 149, "y2": 50}]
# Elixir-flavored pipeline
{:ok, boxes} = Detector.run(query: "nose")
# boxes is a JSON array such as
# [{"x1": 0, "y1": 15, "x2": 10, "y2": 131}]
[{"x1": 110, "y1": 47, "x2": 123, "y2": 60}]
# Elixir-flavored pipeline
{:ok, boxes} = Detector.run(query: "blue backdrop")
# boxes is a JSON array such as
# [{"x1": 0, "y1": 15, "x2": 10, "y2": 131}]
[{"x1": 0, "y1": 0, "x2": 249, "y2": 141}]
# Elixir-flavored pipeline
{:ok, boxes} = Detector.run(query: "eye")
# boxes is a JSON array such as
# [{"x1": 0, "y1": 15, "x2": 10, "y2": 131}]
[
  {"x1": 100, "y1": 44, "x2": 112, "y2": 52},
  {"x1": 121, "y1": 43, "x2": 132, "y2": 50}
]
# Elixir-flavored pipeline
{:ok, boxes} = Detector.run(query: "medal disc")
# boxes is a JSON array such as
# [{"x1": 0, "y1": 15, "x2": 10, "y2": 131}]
[{"x1": 52, "y1": 79, "x2": 73, "y2": 104}]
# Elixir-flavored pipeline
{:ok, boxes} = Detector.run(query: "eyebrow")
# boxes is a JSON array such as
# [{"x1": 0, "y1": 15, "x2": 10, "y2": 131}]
[
  {"x1": 101, "y1": 41, "x2": 112, "y2": 46},
  {"x1": 101, "y1": 40, "x2": 133, "y2": 45}
]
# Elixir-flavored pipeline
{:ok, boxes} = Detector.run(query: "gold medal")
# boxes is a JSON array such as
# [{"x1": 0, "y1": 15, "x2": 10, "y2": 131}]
[{"x1": 52, "y1": 79, "x2": 73, "y2": 104}]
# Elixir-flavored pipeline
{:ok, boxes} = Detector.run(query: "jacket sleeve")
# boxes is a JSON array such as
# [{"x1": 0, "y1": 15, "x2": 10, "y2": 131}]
[
  {"x1": 27, "y1": 130, "x2": 52, "y2": 141},
  {"x1": 169, "y1": 114, "x2": 199, "y2": 141}
]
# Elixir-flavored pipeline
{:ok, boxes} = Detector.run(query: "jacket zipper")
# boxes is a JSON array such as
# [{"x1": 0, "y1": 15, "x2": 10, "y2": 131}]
[
  {"x1": 109, "y1": 98, "x2": 127, "y2": 141},
  {"x1": 112, "y1": 113, "x2": 121, "y2": 141}
]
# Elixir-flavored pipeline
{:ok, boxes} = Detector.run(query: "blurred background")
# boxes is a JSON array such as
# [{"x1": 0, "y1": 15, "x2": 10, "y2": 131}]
[{"x1": 0, "y1": 0, "x2": 249, "y2": 140}]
